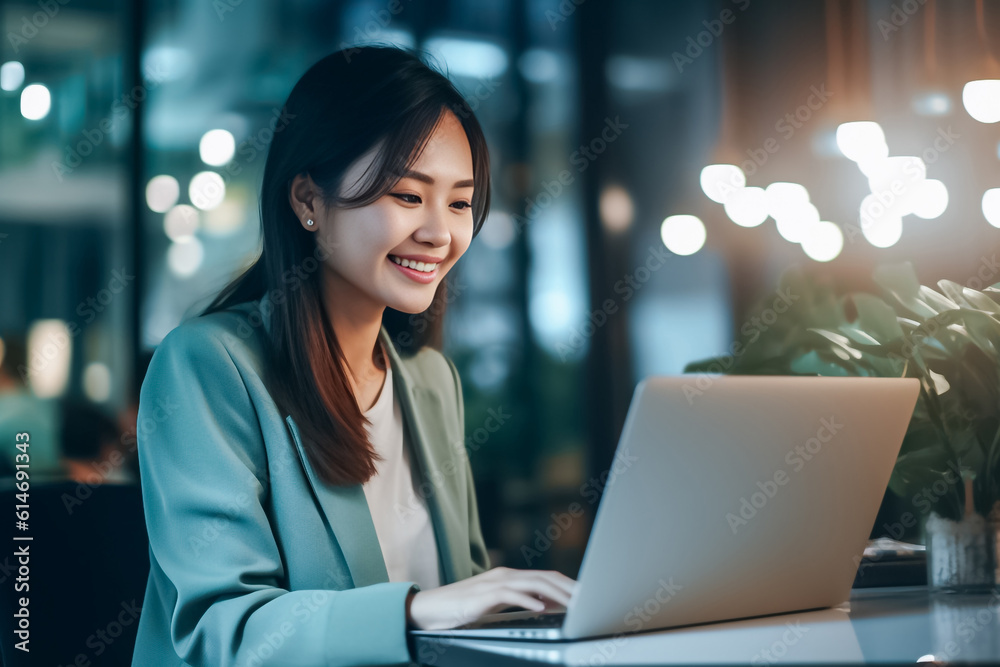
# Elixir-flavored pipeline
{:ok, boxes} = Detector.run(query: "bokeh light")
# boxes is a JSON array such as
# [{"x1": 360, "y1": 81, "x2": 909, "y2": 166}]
[
  {"x1": 599, "y1": 185, "x2": 635, "y2": 232},
  {"x1": 167, "y1": 238, "x2": 205, "y2": 277},
  {"x1": 83, "y1": 362, "x2": 112, "y2": 403},
  {"x1": 983, "y1": 188, "x2": 1000, "y2": 228},
  {"x1": 963, "y1": 80, "x2": 1000, "y2": 124},
  {"x1": 189, "y1": 171, "x2": 226, "y2": 210},
  {"x1": 26, "y1": 319, "x2": 71, "y2": 398},
  {"x1": 146, "y1": 175, "x2": 180, "y2": 213},
  {"x1": 861, "y1": 212, "x2": 904, "y2": 248},
  {"x1": 910, "y1": 179, "x2": 948, "y2": 220},
  {"x1": 660, "y1": 215, "x2": 706, "y2": 256},
  {"x1": 723, "y1": 186, "x2": 768, "y2": 228},
  {"x1": 800, "y1": 221, "x2": 844, "y2": 262},
  {"x1": 1, "y1": 61, "x2": 25, "y2": 91},
  {"x1": 20, "y1": 83, "x2": 51, "y2": 120},
  {"x1": 836, "y1": 121, "x2": 889, "y2": 163},
  {"x1": 700, "y1": 164, "x2": 745, "y2": 204},
  {"x1": 164, "y1": 204, "x2": 200, "y2": 241},
  {"x1": 764, "y1": 182, "x2": 810, "y2": 220},
  {"x1": 199, "y1": 129, "x2": 236, "y2": 166},
  {"x1": 775, "y1": 202, "x2": 820, "y2": 244}
]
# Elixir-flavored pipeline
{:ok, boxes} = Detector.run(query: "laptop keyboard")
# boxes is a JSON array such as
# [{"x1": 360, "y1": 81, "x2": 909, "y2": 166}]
[{"x1": 471, "y1": 612, "x2": 566, "y2": 629}]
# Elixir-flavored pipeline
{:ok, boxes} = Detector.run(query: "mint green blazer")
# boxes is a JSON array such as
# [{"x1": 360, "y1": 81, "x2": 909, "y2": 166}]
[{"x1": 131, "y1": 293, "x2": 489, "y2": 666}]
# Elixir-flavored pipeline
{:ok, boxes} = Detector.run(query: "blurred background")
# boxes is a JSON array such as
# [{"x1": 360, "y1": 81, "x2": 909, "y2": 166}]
[{"x1": 2, "y1": 0, "x2": 1000, "y2": 662}]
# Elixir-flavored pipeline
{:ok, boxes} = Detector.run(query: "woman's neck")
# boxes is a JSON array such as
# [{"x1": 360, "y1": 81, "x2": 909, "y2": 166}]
[{"x1": 320, "y1": 280, "x2": 388, "y2": 411}]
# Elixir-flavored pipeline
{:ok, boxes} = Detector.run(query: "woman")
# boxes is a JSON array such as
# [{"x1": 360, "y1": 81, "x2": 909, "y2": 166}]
[{"x1": 131, "y1": 45, "x2": 576, "y2": 667}]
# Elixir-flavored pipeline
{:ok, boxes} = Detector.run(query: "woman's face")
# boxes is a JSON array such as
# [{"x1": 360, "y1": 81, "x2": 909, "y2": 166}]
[{"x1": 291, "y1": 109, "x2": 476, "y2": 317}]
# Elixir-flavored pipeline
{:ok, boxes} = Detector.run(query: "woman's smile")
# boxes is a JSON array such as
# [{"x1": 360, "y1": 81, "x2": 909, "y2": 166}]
[{"x1": 387, "y1": 254, "x2": 439, "y2": 284}]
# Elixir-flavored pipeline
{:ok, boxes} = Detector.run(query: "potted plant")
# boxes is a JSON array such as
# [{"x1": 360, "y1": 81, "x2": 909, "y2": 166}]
[{"x1": 684, "y1": 262, "x2": 1000, "y2": 591}]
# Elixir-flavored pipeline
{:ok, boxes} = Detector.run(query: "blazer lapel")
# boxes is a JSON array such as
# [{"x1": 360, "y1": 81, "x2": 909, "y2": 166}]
[
  {"x1": 283, "y1": 413, "x2": 389, "y2": 588},
  {"x1": 253, "y1": 289, "x2": 467, "y2": 588},
  {"x1": 248, "y1": 292, "x2": 386, "y2": 588},
  {"x1": 379, "y1": 326, "x2": 468, "y2": 585}
]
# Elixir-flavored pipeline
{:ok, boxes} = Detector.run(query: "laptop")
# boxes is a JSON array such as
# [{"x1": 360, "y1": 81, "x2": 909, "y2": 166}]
[{"x1": 411, "y1": 374, "x2": 920, "y2": 642}]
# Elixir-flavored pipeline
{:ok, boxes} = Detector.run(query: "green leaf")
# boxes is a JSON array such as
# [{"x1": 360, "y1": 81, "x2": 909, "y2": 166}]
[
  {"x1": 874, "y1": 262, "x2": 937, "y2": 319},
  {"x1": 955, "y1": 309, "x2": 1000, "y2": 360},
  {"x1": 889, "y1": 443, "x2": 960, "y2": 500},
  {"x1": 950, "y1": 428, "x2": 985, "y2": 475},
  {"x1": 919, "y1": 285, "x2": 960, "y2": 313},
  {"x1": 962, "y1": 287, "x2": 1000, "y2": 315},
  {"x1": 852, "y1": 293, "x2": 904, "y2": 343},
  {"x1": 838, "y1": 324, "x2": 882, "y2": 346},
  {"x1": 789, "y1": 350, "x2": 851, "y2": 376},
  {"x1": 938, "y1": 280, "x2": 971, "y2": 309},
  {"x1": 684, "y1": 355, "x2": 734, "y2": 374},
  {"x1": 808, "y1": 328, "x2": 862, "y2": 359}
]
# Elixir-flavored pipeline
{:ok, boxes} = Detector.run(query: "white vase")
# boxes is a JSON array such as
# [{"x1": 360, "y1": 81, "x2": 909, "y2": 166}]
[{"x1": 925, "y1": 510, "x2": 999, "y2": 592}]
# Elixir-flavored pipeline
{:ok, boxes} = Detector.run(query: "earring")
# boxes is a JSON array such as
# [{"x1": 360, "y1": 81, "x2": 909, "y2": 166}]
[{"x1": 306, "y1": 219, "x2": 314, "y2": 226}]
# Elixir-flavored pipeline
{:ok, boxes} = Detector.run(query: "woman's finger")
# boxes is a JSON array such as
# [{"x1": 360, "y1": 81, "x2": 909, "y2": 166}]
[
  {"x1": 502, "y1": 576, "x2": 573, "y2": 606},
  {"x1": 536, "y1": 570, "x2": 578, "y2": 595},
  {"x1": 491, "y1": 588, "x2": 546, "y2": 613},
  {"x1": 502, "y1": 570, "x2": 577, "y2": 600}
]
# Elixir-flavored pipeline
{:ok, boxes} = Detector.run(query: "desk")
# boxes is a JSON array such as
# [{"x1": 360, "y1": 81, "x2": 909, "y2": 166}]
[{"x1": 412, "y1": 586, "x2": 1000, "y2": 666}]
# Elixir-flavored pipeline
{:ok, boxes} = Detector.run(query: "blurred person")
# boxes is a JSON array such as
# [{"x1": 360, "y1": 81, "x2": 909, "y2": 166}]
[
  {"x1": 0, "y1": 332, "x2": 63, "y2": 484},
  {"x1": 58, "y1": 398, "x2": 136, "y2": 485},
  {"x1": 132, "y1": 45, "x2": 575, "y2": 667}
]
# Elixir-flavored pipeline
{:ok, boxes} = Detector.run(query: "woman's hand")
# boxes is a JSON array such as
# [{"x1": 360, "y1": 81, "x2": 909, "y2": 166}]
[{"x1": 407, "y1": 566, "x2": 578, "y2": 631}]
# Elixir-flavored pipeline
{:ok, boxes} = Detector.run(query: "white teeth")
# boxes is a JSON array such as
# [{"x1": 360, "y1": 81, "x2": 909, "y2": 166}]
[{"x1": 390, "y1": 255, "x2": 438, "y2": 272}]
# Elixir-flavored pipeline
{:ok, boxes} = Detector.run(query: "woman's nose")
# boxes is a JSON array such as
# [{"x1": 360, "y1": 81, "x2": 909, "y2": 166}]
[{"x1": 413, "y1": 207, "x2": 451, "y2": 246}]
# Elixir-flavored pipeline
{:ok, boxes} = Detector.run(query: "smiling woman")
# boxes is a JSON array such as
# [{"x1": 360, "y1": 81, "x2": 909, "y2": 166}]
[
  {"x1": 203, "y1": 46, "x2": 492, "y2": 488},
  {"x1": 287, "y1": 110, "x2": 477, "y2": 326},
  {"x1": 131, "y1": 45, "x2": 576, "y2": 667}
]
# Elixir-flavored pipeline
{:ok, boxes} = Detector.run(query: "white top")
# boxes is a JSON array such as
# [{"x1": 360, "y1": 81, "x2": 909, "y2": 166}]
[{"x1": 361, "y1": 349, "x2": 443, "y2": 591}]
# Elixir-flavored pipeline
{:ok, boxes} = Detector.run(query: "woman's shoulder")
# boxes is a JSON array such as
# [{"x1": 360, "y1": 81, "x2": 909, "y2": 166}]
[
  {"x1": 407, "y1": 346, "x2": 458, "y2": 382},
  {"x1": 392, "y1": 342, "x2": 462, "y2": 406},
  {"x1": 384, "y1": 330, "x2": 454, "y2": 378},
  {"x1": 150, "y1": 301, "x2": 265, "y2": 376}
]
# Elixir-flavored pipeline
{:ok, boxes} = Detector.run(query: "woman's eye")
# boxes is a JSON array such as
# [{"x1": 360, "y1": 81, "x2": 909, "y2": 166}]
[
  {"x1": 391, "y1": 193, "x2": 421, "y2": 204},
  {"x1": 391, "y1": 193, "x2": 470, "y2": 210}
]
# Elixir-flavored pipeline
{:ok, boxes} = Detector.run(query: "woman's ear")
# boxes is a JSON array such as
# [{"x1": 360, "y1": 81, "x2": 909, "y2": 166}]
[{"x1": 288, "y1": 173, "x2": 320, "y2": 231}]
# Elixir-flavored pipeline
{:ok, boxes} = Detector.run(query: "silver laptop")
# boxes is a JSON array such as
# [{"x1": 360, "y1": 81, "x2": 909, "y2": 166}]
[{"x1": 411, "y1": 374, "x2": 920, "y2": 642}]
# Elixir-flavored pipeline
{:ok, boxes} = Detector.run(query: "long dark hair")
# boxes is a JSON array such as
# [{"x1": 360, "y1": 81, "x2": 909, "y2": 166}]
[{"x1": 198, "y1": 45, "x2": 491, "y2": 486}]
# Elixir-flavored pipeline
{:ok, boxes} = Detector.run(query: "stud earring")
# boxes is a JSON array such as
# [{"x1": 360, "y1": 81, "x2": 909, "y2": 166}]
[{"x1": 306, "y1": 219, "x2": 314, "y2": 226}]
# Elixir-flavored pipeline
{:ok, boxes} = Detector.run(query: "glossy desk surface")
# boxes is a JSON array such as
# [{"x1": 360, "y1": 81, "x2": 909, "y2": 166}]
[{"x1": 412, "y1": 586, "x2": 1000, "y2": 666}]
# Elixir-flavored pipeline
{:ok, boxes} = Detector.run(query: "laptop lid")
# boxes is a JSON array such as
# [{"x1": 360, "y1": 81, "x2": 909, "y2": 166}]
[{"x1": 560, "y1": 375, "x2": 919, "y2": 640}]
